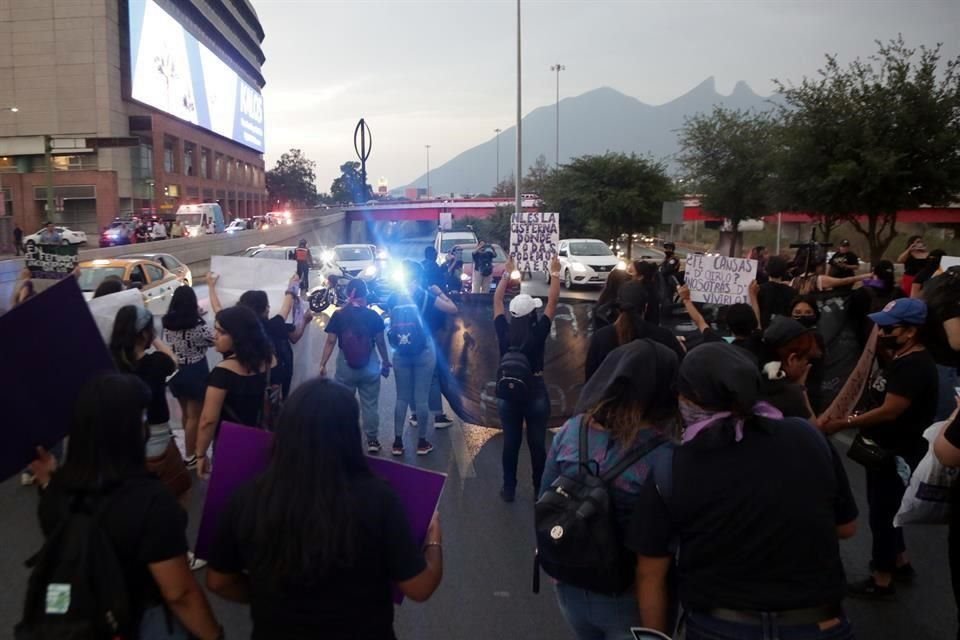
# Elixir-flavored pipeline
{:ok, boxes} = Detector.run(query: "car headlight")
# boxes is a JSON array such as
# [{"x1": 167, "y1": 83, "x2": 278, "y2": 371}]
[
  {"x1": 377, "y1": 250, "x2": 389, "y2": 260},
  {"x1": 321, "y1": 250, "x2": 334, "y2": 263},
  {"x1": 571, "y1": 262, "x2": 587, "y2": 273},
  {"x1": 362, "y1": 265, "x2": 378, "y2": 278},
  {"x1": 460, "y1": 273, "x2": 470, "y2": 281},
  {"x1": 615, "y1": 261, "x2": 627, "y2": 270}
]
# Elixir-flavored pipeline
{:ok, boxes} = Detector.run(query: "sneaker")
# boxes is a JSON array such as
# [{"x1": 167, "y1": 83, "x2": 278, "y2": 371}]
[
  {"x1": 869, "y1": 561, "x2": 917, "y2": 583},
  {"x1": 187, "y1": 551, "x2": 207, "y2": 572},
  {"x1": 391, "y1": 438, "x2": 404, "y2": 456},
  {"x1": 847, "y1": 577, "x2": 896, "y2": 599},
  {"x1": 20, "y1": 471, "x2": 35, "y2": 487},
  {"x1": 500, "y1": 486, "x2": 516, "y2": 503},
  {"x1": 367, "y1": 439, "x2": 382, "y2": 454},
  {"x1": 184, "y1": 454, "x2": 198, "y2": 470},
  {"x1": 416, "y1": 439, "x2": 434, "y2": 456},
  {"x1": 409, "y1": 415, "x2": 418, "y2": 427},
  {"x1": 434, "y1": 413, "x2": 453, "y2": 428}
]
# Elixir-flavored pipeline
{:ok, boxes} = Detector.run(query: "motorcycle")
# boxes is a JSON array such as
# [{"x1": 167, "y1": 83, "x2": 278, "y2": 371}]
[{"x1": 308, "y1": 261, "x2": 394, "y2": 313}]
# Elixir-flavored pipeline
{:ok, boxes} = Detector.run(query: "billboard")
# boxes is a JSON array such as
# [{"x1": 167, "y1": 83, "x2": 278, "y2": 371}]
[{"x1": 127, "y1": 0, "x2": 265, "y2": 152}]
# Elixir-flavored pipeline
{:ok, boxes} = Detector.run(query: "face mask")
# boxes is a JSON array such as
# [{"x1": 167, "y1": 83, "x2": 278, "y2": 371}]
[
  {"x1": 794, "y1": 315, "x2": 817, "y2": 329},
  {"x1": 863, "y1": 278, "x2": 885, "y2": 289},
  {"x1": 679, "y1": 399, "x2": 716, "y2": 428},
  {"x1": 878, "y1": 335, "x2": 901, "y2": 351}
]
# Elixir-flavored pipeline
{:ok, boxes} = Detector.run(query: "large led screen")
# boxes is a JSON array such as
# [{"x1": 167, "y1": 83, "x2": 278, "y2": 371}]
[{"x1": 128, "y1": 0, "x2": 265, "y2": 152}]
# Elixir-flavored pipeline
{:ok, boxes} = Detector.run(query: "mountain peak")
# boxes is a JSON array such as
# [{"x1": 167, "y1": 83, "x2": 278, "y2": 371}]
[{"x1": 730, "y1": 80, "x2": 758, "y2": 98}]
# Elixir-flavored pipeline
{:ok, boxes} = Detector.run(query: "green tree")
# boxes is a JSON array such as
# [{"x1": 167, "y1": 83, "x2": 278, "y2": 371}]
[
  {"x1": 523, "y1": 154, "x2": 551, "y2": 195},
  {"x1": 677, "y1": 106, "x2": 779, "y2": 256},
  {"x1": 265, "y1": 148, "x2": 318, "y2": 206},
  {"x1": 539, "y1": 153, "x2": 676, "y2": 241},
  {"x1": 458, "y1": 205, "x2": 514, "y2": 248},
  {"x1": 330, "y1": 161, "x2": 373, "y2": 204},
  {"x1": 774, "y1": 37, "x2": 960, "y2": 262},
  {"x1": 491, "y1": 175, "x2": 515, "y2": 197}
]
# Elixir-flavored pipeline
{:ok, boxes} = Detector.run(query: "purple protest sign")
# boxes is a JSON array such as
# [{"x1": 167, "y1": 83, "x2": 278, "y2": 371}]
[
  {"x1": 195, "y1": 422, "x2": 446, "y2": 603},
  {"x1": 0, "y1": 277, "x2": 115, "y2": 481}
]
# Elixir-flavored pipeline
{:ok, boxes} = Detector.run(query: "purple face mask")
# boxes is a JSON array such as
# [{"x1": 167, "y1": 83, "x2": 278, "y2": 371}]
[{"x1": 863, "y1": 278, "x2": 886, "y2": 289}]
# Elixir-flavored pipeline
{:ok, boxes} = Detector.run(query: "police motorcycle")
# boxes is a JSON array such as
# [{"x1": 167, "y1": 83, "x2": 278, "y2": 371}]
[{"x1": 308, "y1": 249, "x2": 394, "y2": 313}]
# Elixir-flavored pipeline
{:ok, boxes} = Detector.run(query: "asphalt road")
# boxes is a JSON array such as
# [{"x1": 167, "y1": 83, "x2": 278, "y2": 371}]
[{"x1": 1, "y1": 236, "x2": 956, "y2": 638}]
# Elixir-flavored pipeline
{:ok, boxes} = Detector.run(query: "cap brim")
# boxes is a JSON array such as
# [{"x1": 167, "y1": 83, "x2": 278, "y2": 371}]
[{"x1": 868, "y1": 311, "x2": 898, "y2": 326}]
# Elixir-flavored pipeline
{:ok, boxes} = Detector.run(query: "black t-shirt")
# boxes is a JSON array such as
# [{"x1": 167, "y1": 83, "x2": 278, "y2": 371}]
[
  {"x1": 474, "y1": 246, "x2": 495, "y2": 276},
  {"x1": 326, "y1": 305, "x2": 385, "y2": 349},
  {"x1": 626, "y1": 416, "x2": 857, "y2": 612},
  {"x1": 828, "y1": 251, "x2": 859, "y2": 278},
  {"x1": 862, "y1": 350, "x2": 939, "y2": 457},
  {"x1": 208, "y1": 365, "x2": 267, "y2": 427},
  {"x1": 495, "y1": 313, "x2": 551, "y2": 374},
  {"x1": 585, "y1": 323, "x2": 684, "y2": 381},
  {"x1": 759, "y1": 378, "x2": 813, "y2": 419},
  {"x1": 420, "y1": 260, "x2": 445, "y2": 290},
  {"x1": 904, "y1": 254, "x2": 927, "y2": 276},
  {"x1": 208, "y1": 474, "x2": 426, "y2": 640},
  {"x1": 134, "y1": 352, "x2": 176, "y2": 425},
  {"x1": 698, "y1": 328, "x2": 768, "y2": 365},
  {"x1": 263, "y1": 315, "x2": 294, "y2": 382},
  {"x1": 660, "y1": 255, "x2": 680, "y2": 278},
  {"x1": 38, "y1": 475, "x2": 188, "y2": 631},
  {"x1": 757, "y1": 281, "x2": 796, "y2": 329},
  {"x1": 927, "y1": 298, "x2": 960, "y2": 367}
]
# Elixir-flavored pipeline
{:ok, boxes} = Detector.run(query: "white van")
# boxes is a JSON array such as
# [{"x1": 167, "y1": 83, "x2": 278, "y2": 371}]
[
  {"x1": 555, "y1": 238, "x2": 626, "y2": 288},
  {"x1": 175, "y1": 203, "x2": 225, "y2": 237},
  {"x1": 434, "y1": 229, "x2": 478, "y2": 263}
]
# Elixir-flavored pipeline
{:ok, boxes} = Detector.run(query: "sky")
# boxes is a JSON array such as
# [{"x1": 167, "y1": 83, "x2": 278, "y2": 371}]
[{"x1": 252, "y1": 0, "x2": 960, "y2": 191}]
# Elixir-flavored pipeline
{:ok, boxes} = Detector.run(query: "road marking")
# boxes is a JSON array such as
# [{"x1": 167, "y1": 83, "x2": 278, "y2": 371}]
[{"x1": 449, "y1": 421, "x2": 477, "y2": 480}]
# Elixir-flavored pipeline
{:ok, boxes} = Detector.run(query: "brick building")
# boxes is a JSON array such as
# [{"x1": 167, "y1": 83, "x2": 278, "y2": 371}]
[{"x1": 0, "y1": 0, "x2": 267, "y2": 241}]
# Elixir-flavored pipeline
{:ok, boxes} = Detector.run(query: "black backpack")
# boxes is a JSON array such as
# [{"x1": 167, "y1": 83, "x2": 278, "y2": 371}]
[
  {"x1": 16, "y1": 490, "x2": 131, "y2": 640},
  {"x1": 475, "y1": 248, "x2": 494, "y2": 277},
  {"x1": 388, "y1": 292, "x2": 429, "y2": 357},
  {"x1": 534, "y1": 420, "x2": 667, "y2": 595},
  {"x1": 496, "y1": 337, "x2": 533, "y2": 403}
]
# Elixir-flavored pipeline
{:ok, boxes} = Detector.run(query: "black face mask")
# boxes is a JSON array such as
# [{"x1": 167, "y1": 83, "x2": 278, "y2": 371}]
[
  {"x1": 878, "y1": 335, "x2": 902, "y2": 351},
  {"x1": 794, "y1": 316, "x2": 817, "y2": 329}
]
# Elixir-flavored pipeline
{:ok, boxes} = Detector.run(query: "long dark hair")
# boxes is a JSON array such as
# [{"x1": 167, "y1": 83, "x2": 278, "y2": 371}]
[
  {"x1": 248, "y1": 378, "x2": 370, "y2": 584},
  {"x1": 216, "y1": 305, "x2": 273, "y2": 371},
  {"x1": 55, "y1": 373, "x2": 150, "y2": 491},
  {"x1": 110, "y1": 305, "x2": 154, "y2": 372},
  {"x1": 596, "y1": 269, "x2": 630, "y2": 307},
  {"x1": 872, "y1": 260, "x2": 896, "y2": 292},
  {"x1": 162, "y1": 286, "x2": 204, "y2": 331}
]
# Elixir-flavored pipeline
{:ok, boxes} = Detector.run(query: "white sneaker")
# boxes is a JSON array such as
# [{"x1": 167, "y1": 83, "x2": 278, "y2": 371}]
[
  {"x1": 187, "y1": 551, "x2": 207, "y2": 571},
  {"x1": 20, "y1": 471, "x2": 35, "y2": 486}
]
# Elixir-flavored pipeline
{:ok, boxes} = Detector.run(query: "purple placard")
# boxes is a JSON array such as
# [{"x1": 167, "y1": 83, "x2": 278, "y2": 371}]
[
  {"x1": 194, "y1": 422, "x2": 446, "y2": 603},
  {"x1": 0, "y1": 277, "x2": 115, "y2": 482}
]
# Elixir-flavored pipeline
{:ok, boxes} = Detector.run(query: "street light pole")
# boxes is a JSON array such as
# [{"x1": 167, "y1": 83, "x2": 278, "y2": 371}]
[
  {"x1": 515, "y1": 0, "x2": 522, "y2": 224},
  {"x1": 494, "y1": 128, "x2": 501, "y2": 189},
  {"x1": 550, "y1": 64, "x2": 565, "y2": 167},
  {"x1": 424, "y1": 144, "x2": 431, "y2": 198}
]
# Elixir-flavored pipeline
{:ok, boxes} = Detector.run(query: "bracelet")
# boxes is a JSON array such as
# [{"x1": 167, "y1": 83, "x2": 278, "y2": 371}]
[
  {"x1": 423, "y1": 541, "x2": 442, "y2": 551},
  {"x1": 550, "y1": 272, "x2": 561, "y2": 277},
  {"x1": 846, "y1": 415, "x2": 854, "y2": 425}
]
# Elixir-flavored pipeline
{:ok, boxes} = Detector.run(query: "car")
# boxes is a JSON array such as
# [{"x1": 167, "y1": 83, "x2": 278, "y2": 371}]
[
  {"x1": 98, "y1": 220, "x2": 139, "y2": 247},
  {"x1": 327, "y1": 244, "x2": 379, "y2": 278},
  {"x1": 554, "y1": 238, "x2": 627, "y2": 289},
  {"x1": 77, "y1": 258, "x2": 181, "y2": 314},
  {"x1": 225, "y1": 219, "x2": 250, "y2": 234},
  {"x1": 434, "y1": 230, "x2": 478, "y2": 262},
  {"x1": 240, "y1": 244, "x2": 298, "y2": 261},
  {"x1": 23, "y1": 226, "x2": 87, "y2": 247},
  {"x1": 119, "y1": 252, "x2": 192, "y2": 287},
  {"x1": 460, "y1": 243, "x2": 510, "y2": 292}
]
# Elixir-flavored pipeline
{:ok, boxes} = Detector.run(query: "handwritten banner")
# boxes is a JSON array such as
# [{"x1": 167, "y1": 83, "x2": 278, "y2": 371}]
[
  {"x1": 25, "y1": 243, "x2": 79, "y2": 280},
  {"x1": 509, "y1": 211, "x2": 559, "y2": 273},
  {"x1": 820, "y1": 326, "x2": 878, "y2": 422},
  {"x1": 684, "y1": 254, "x2": 758, "y2": 305}
]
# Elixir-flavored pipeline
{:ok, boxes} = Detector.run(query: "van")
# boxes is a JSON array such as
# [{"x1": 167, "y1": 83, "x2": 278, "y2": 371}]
[
  {"x1": 434, "y1": 229, "x2": 478, "y2": 262},
  {"x1": 175, "y1": 203, "x2": 225, "y2": 237}
]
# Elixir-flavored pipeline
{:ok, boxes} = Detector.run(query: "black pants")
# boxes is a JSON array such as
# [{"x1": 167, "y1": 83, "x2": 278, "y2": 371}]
[
  {"x1": 950, "y1": 501, "x2": 960, "y2": 639},
  {"x1": 497, "y1": 378, "x2": 550, "y2": 492},
  {"x1": 297, "y1": 261, "x2": 309, "y2": 292},
  {"x1": 866, "y1": 463, "x2": 908, "y2": 572}
]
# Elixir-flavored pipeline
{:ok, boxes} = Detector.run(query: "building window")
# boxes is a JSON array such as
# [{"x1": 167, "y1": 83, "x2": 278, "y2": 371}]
[
  {"x1": 226, "y1": 158, "x2": 234, "y2": 181},
  {"x1": 183, "y1": 142, "x2": 196, "y2": 177},
  {"x1": 215, "y1": 153, "x2": 224, "y2": 180},
  {"x1": 131, "y1": 143, "x2": 153, "y2": 180},
  {"x1": 165, "y1": 184, "x2": 180, "y2": 198},
  {"x1": 200, "y1": 148, "x2": 210, "y2": 179},
  {"x1": 163, "y1": 137, "x2": 177, "y2": 173},
  {"x1": 0, "y1": 156, "x2": 15, "y2": 173},
  {"x1": 32, "y1": 155, "x2": 98, "y2": 171}
]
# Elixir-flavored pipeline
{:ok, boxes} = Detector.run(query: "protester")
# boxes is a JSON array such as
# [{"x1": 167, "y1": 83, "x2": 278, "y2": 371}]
[
  {"x1": 540, "y1": 339, "x2": 679, "y2": 639},
  {"x1": 93, "y1": 275, "x2": 126, "y2": 298},
  {"x1": 789, "y1": 295, "x2": 828, "y2": 412},
  {"x1": 420, "y1": 261, "x2": 458, "y2": 431},
  {"x1": 14, "y1": 224, "x2": 23, "y2": 255},
  {"x1": 628, "y1": 343, "x2": 858, "y2": 638},
  {"x1": 294, "y1": 239, "x2": 311, "y2": 293},
  {"x1": 204, "y1": 378, "x2": 443, "y2": 637},
  {"x1": 37, "y1": 221, "x2": 61, "y2": 245},
  {"x1": 421, "y1": 246, "x2": 446, "y2": 289},
  {"x1": 911, "y1": 249, "x2": 946, "y2": 299},
  {"x1": 586, "y1": 280, "x2": 684, "y2": 380},
  {"x1": 170, "y1": 220, "x2": 184, "y2": 239},
  {"x1": 320, "y1": 279, "x2": 392, "y2": 453},
  {"x1": 472, "y1": 239, "x2": 497, "y2": 293},
  {"x1": 493, "y1": 255, "x2": 560, "y2": 502},
  {"x1": 759, "y1": 316, "x2": 820, "y2": 419},
  {"x1": 923, "y1": 266, "x2": 960, "y2": 420},
  {"x1": 819, "y1": 297, "x2": 939, "y2": 598},
  {"x1": 162, "y1": 286, "x2": 214, "y2": 468},
  {"x1": 932, "y1": 399, "x2": 960, "y2": 640},
  {"x1": 659, "y1": 242, "x2": 681, "y2": 285},
  {"x1": 592, "y1": 269, "x2": 630, "y2": 331},
  {"x1": 897, "y1": 235, "x2": 929, "y2": 295},
  {"x1": 757, "y1": 255, "x2": 796, "y2": 329},
  {"x1": 151, "y1": 219, "x2": 168, "y2": 241},
  {"x1": 828, "y1": 240, "x2": 860, "y2": 278},
  {"x1": 442, "y1": 246, "x2": 465, "y2": 293},
  {"x1": 848, "y1": 260, "x2": 903, "y2": 346},
  {"x1": 631, "y1": 260, "x2": 664, "y2": 326},
  {"x1": 196, "y1": 305, "x2": 276, "y2": 478},
  {"x1": 749, "y1": 245, "x2": 769, "y2": 284},
  {"x1": 387, "y1": 260, "x2": 458, "y2": 456},
  {"x1": 24, "y1": 373, "x2": 222, "y2": 639},
  {"x1": 11, "y1": 268, "x2": 36, "y2": 308}
]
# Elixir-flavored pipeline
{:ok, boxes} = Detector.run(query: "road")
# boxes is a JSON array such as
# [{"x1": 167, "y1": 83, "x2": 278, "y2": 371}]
[{"x1": 0, "y1": 236, "x2": 955, "y2": 638}]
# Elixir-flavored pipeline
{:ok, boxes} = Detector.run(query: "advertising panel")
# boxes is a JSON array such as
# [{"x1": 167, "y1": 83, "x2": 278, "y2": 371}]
[{"x1": 128, "y1": 0, "x2": 265, "y2": 152}]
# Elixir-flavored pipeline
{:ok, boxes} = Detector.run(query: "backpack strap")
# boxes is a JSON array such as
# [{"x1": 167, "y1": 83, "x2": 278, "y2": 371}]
[
  {"x1": 578, "y1": 416, "x2": 590, "y2": 467},
  {"x1": 600, "y1": 434, "x2": 668, "y2": 483}
]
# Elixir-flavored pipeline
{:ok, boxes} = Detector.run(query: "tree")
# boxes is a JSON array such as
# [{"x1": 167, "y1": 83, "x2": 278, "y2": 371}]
[
  {"x1": 459, "y1": 206, "x2": 514, "y2": 248},
  {"x1": 265, "y1": 148, "x2": 318, "y2": 207},
  {"x1": 330, "y1": 161, "x2": 373, "y2": 204},
  {"x1": 523, "y1": 154, "x2": 551, "y2": 195},
  {"x1": 774, "y1": 37, "x2": 960, "y2": 262},
  {"x1": 539, "y1": 153, "x2": 676, "y2": 241},
  {"x1": 491, "y1": 175, "x2": 515, "y2": 197},
  {"x1": 677, "y1": 106, "x2": 779, "y2": 256}
]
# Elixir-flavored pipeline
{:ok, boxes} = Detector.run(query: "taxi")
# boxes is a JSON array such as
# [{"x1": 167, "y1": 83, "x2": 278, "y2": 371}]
[{"x1": 77, "y1": 258, "x2": 181, "y2": 314}]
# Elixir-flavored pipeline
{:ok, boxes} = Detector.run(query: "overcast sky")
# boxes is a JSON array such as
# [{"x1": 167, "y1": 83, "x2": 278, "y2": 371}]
[{"x1": 253, "y1": 0, "x2": 960, "y2": 191}]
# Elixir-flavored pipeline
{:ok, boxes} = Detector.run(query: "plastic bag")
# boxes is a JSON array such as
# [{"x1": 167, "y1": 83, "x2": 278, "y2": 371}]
[{"x1": 894, "y1": 421, "x2": 959, "y2": 526}]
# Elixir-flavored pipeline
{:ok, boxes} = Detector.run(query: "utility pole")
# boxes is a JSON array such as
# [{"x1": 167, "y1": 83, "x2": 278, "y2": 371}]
[
  {"x1": 515, "y1": 0, "x2": 522, "y2": 224},
  {"x1": 550, "y1": 63, "x2": 565, "y2": 167},
  {"x1": 494, "y1": 128, "x2": 501, "y2": 189},
  {"x1": 44, "y1": 135, "x2": 54, "y2": 222},
  {"x1": 425, "y1": 144, "x2": 431, "y2": 197}
]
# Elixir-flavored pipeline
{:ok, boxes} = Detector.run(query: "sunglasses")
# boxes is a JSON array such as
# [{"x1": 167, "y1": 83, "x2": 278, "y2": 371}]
[{"x1": 879, "y1": 325, "x2": 903, "y2": 335}]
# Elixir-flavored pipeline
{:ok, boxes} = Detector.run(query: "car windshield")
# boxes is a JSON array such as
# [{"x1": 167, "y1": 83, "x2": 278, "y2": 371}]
[
  {"x1": 462, "y1": 245, "x2": 507, "y2": 264},
  {"x1": 77, "y1": 267, "x2": 126, "y2": 292},
  {"x1": 177, "y1": 213, "x2": 203, "y2": 226},
  {"x1": 569, "y1": 242, "x2": 613, "y2": 256},
  {"x1": 334, "y1": 246, "x2": 373, "y2": 262},
  {"x1": 440, "y1": 237, "x2": 476, "y2": 253}
]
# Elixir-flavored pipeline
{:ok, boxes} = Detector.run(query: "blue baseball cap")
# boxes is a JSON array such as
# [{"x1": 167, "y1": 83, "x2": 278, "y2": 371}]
[{"x1": 868, "y1": 298, "x2": 928, "y2": 327}]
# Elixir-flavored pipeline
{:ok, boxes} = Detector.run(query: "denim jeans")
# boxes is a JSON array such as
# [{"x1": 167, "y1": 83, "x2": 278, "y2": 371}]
[
  {"x1": 335, "y1": 351, "x2": 381, "y2": 440},
  {"x1": 555, "y1": 582, "x2": 639, "y2": 640},
  {"x1": 139, "y1": 604, "x2": 189, "y2": 639},
  {"x1": 936, "y1": 364, "x2": 959, "y2": 422},
  {"x1": 394, "y1": 343, "x2": 436, "y2": 440},
  {"x1": 497, "y1": 377, "x2": 550, "y2": 491},
  {"x1": 866, "y1": 463, "x2": 908, "y2": 572},
  {"x1": 682, "y1": 611, "x2": 854, "y2": 640}
]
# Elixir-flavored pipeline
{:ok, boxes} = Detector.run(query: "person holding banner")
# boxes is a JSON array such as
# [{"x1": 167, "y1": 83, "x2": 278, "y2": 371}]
[
  {"x1": 204, "y1": 378, "x2": 444, "y2": 638},
  {"x1": 922, "y1": 266, "x2": 960, "y2": 421},
  {"x1": 37, "y1": 221, "x2": 61, "y2": 246}
]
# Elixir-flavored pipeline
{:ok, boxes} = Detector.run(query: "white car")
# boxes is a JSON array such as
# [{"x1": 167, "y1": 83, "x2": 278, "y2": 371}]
[
  {"x1": 554, "y1": 238, "x2": 626, "y2": 289},
  {"x1": 327, "y1": 244, "x2": 379, "y2": 278},
  {"x1": 24, "y1": 226, "x2": 87, "y2": 247},
  {"x1": 225, "y1": 219, "x2": 249, "y2": 233},
  {"x1": 434, "y1": 230, "x2": 478, "y2": 262}
]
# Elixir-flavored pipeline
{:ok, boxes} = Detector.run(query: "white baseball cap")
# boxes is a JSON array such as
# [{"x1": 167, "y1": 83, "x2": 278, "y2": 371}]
[{"x1": 509, "y1": 294, "x2": 542, "y2": 318}]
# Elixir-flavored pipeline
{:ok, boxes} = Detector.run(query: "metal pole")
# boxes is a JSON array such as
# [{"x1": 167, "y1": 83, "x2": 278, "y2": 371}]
[
  {"x1": 494, "y1": 128, "x2": 501, "y2": 188},
  {"x1": 693, "y1": 219, "x2": 698, "y2": 245},
  {"x1": 425, "y1": 144, "x2": 431, "y2": 197},
  {"x1": 45, "y1": 135, "x2": 54, "y2": 222},
  {"x1": 776, "y1": 212, "x2": 782, "y2": 254},
  {"x1": 551, "y1": 64, "x2": 564, "y2": 167},
  {"x1": 514, "y1": 0, "x2": 522, "y2": 225}
]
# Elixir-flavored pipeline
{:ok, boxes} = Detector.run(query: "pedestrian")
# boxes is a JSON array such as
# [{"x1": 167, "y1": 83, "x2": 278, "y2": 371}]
[
  {"x1": 749, "y1": 245, "x2": 769, "y2": 284},
  {"x1": 472, "y1": 239, "x2": 496, "y2": 293},
  {"x1": 23, "y1": 372, "x2": 222, "y2": 639},
  {"x1": 789, "y1": 294, "x2": 828, "y2": 412},
  {"x1": 759, "y1": 316, "x2": 820, "y2": 419},
  {"x1": 848, "y1": 260, "x2": 904, "y2": 347},
  {"x1": 757, "y1": 255, "x2": 796, "y2": 329},
  {"x1": 921, "y1": 266, "x2": 960, "y2": 420},
  {"x1": 442, "y1": 246, "x2": 465, "y2": 293},
  {"x1": 37, "y1": 221, "x2": 61, "y2": 246},
  {"x1": 630, "y1": 260, "x2": 664, "y2": 326},
  {"x1": 13, "y1": 224, "x2": 23, "y2": 255},
  {"x1": 592, "y1": 269, "x2": 630, "y2": 331},
  {"x1": 910, "y1": 249, "x2": 946, "y2": 299},
  {"x1": 195, "y1": 305, "x2": 276, "y2": 479},
  {"x1": 585, "y1": 280, "x2": 685, "y2": 381},
  {"x1": 171, "y1": 219, "x2": 184, "y2": 239},
  {"x1": 386, "y1": 260, "x2": 457, "y2": 456},
  {"x1": 540, "y1": 339, "x2": 679, "y2": 639},
  {"x1": 204, "y1": 378, "x2": 443, "y2": 637},
  {"x1": 421, "y1": 246, "x2": 446, "y2": 289},
  {"x1": 819, "y1": 297, "x2": 939, "y2": 598},
  {"x1": 162, "y1": 286, "x2": 215, "y2": 469},
  {"x1": 294, "y1": 239, "x2": 311, "y2": 292},
  {"x1": 932, "y1": 398, "x2": 960, "y2": 640},
  {"x1": 492, "y1": 255, "x2": 560, "y2": 502},
  {"x1": 419, "y1": 260, "x2": 459, "y2": 431},
  {"x1": 93, "y1": 275, "x2": 126, "y2": 298},
  {"x1": 628, "y1": 343, "x2": 858, "y2": 638},
  {"x1": 896, "y1": 235, "x2": 929, "y2": 296},
  {"x1": 319, "y1": 279, "x2": 392, "y2": 453},
  {"x1": 11, "y1": 267, "x2": 36, "y2": 308},
  {"x1": 152, "y1": 219, "x2": 168, "y2": 241},
  {"x1": 828, "y1": 239, "x2": 860, "y2": 278}
]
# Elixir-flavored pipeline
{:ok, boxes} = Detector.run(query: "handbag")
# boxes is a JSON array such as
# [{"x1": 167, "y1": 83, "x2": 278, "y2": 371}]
[
  {"x1": 146, "y1": 439, "x2": 192, "y2": 498},
  {"x1": 846, "y1": 433, "x2": 893, "y2": 471}
]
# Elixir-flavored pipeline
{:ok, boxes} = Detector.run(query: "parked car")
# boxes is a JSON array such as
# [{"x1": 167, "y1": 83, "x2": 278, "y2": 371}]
[
  {"x1": 554, "y1": 238, "x2": 626, "y2": 289},
  {"x1": 24, "y1": 226, "x2": 87, "y2": 247},
  {"x1": 240, "y1": 244, "x2": 298, "y2": 261},
  {"x1": 434, "y1": 230, "x2": 478, "y2": 262},
  {"x1": 119, "y1": 252, "x2": 192, "y2": 287},
  {"x1": 460, "y1": 243, "x2": 509, "y2": 292},
  {"x1": 327, "y1": 244, "x2": 379, "y2": 278},
  {"x1": 225, "y1": 219, "x2": 250, "y2": 233},
  {"x1": 99, "y1": 220, "x2": 137, "y2": 247},
  {"x1": 77, "y1": 258, "x2": 181, "y2": 314}
]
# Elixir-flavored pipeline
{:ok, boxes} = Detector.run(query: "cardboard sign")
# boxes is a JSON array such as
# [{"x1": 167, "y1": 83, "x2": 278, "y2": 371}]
[
  {"x1": 684, "y1": 254, "x2": 758, "y2": 305},
  {"x1": 25, "y1": 243, "x2": 79, "y2": 280},
  {"x1": 820, "y1": 326, "x2": 878, "y2": 422},
  {"x1": 509, "y1": 211, "x2": 559, "y2": 273},
  {"x1": 941, "y1": 256, "x2": 960, "y2": 271},
  {"x1": 0, "y1": 278, "x2": 115, "y2": 481}
]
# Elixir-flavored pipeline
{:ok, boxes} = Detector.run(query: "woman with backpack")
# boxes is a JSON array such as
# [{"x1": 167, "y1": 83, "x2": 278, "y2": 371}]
[
  {"x1": 537, "y1": 339, "x2": 680, "y2": 639},
  {"x1": 23, "y1": 373, "x2": 222, "y2": 639},
  {"x1": 386, "y1": 260, "x2": 457, "y2": 456},
  {"x1": 492, "y1": 255, "x2": 561, "y2": 502}
]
